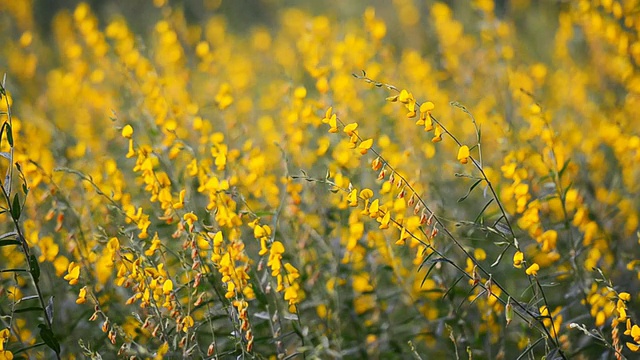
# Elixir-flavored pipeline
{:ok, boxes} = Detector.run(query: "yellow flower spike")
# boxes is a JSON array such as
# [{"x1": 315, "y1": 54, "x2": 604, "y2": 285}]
[
  {"x1": 379, "y1": 211, "x2": 391, "y2": 229},
  {"x1": 323, "y1": 107, "x2": 333, "y2": 123},
  {"x1": 627, "y1": 342, "x2": 640, "y2": 352},
  {"x1": 432, "y1": 125, "x2": 443, "y2": 142},
  {"x1": 424, "y1": 116, "x2": 434, "y2": 131},
  {"x1": 457, "y1": 145, "x2": 470, "y2": 164},
  {"x1": 619, "y1": 306, "x2": 628, "y2": 321},
  {"x1": 525, "y1": 263, "x2": 540, "y2": 276},
  {"x1": 181, "y1": 315, "x2": 194, "y2": 333},
  {"x1": 358, "y1": 138, "x2": 374, "y2": 155},
  {"x1": 64, "y1": 262, "x2": 81, "y2": 285},
  {"x1": 396, "y1": 226, "x2": 408, "y2": 245},
  {"x1": 359, "y1": 188, "x2": 374, "y2": 200},
  {"x1": 76, "y1": 286, "x2": 87, "y2": 304},
  {"x1": 183, "y1": 213, "x2": 198, "y2": 231},
  {"x1": 328, "y1": 114, "x2": 338, "y2": 133},
  {"x1": 343, "y1": 123, "x2": 358, "y2": 136},
  {"x1": 513, "y1": 251, "x2": 524, "y2": 268},
  {"x1": 173, "y1": 189, "x2": 186, "y2": 209},
  {"x1": 121, "y1": 124, "x2": 134, "y2": 138},
  {"x1": 369, "y1": 199, "x2": 380, "y2": 218},
  {"x1": 347, "y1": 188, "x2": 358, "y2": 207},
  {"x1": 162, "y1": 279, "x2": 173, "y2": 295},
  {"x1": 420, "y1": 101, "x2": 435, "y2": 113},
  {"x1": 398, "y1": 89, "x2": 411, "y2": 103}
]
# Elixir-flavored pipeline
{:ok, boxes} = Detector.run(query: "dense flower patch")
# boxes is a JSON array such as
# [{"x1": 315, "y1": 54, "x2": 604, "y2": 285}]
[{"x1": 1, "y1": 0, "x2": 640, "y2": 358}]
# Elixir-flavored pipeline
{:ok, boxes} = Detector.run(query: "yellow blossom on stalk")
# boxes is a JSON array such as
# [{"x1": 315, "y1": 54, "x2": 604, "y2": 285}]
[
  {"x1": 162, "y1": 279, "x2": 173, "y2": 295},
  {"x1": 64, "y1": 262, "x2": 81, "y2": 285},
  {"x1": 525, "y1": 263, "x2": 540, "y2": 276},
  {"x1": 76, "y1": 286, "x2": 87, "y2": 304},
  {"x1": 625, "y1": 322, "x2": 640, "y2": 351},
  {"x1": 328, "y1": 114, "x2": 338, "y2": 133},
  {"x1": 343, "y1": 123, "x2": 358, "y2": 136},
  {"x1": 121, "y1": 124, "x2": 133, "y2": 138},
  {"x1": 358, "y1": 138, "x2": 373, "y2": 155},
  {"x1": 457, "y1": 145, "x2": 470, "y2": 164},
  {"x1": 347, "y1": 188, "x2": 358, "y2": 207},
  {"x1": 0, "y1": 328, "x2": 12, "y2": 359},
  {"x1": 183, "y1": 212, "x2": 197, "y2": 231},
  {"x1": 181, "y1": 315, "x2": 194, "y2": 333},
  {"x1": 432, "y1": 125, "x2": 443, "y2": 142},
  {"x1": 513, "y1": 251, "x2": 524, "y2": 268}
]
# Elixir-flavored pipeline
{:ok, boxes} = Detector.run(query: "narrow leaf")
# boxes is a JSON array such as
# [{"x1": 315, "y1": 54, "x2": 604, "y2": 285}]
[
  {"x1": 29, "y1": 254, "x2": 40, "y2": 283},
  {"x1": 0, "y1": 239, "x2": 20, "y2": 247},
  {"x1": 474, "y1": 198, "x2": 494, "y2": 223},
  {"x1": 458, "y1": 179, "x2": 483, "y2": 203},
  {"x1": 5, "y1": 123, "x2": 12, "y2": 147},
  {"x1": 0, "y1": 152, "x2": 10, "y2": 160},
  {"x1": 11, "y1": 193, "x2": 20, "y2": 220},
  {"x1": 38, "y1": 324, "x2": 61, "y2": 354},
  {"x1": 13, "y1": 306, "x2": 44, "y2": 314},
  {"x1": 490, "y1": 246, "x2": 509, "y2": 267}
]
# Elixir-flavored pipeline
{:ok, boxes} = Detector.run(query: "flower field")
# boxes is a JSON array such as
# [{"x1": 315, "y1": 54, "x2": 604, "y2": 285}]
[{"x1": 1, "y1": 0, "x2": 640, "y2": 358}]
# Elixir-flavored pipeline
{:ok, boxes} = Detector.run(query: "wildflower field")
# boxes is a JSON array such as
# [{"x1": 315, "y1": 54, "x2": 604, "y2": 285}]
[{"x1": 1, "y1": 0, "x2": 640, "y2": 358}]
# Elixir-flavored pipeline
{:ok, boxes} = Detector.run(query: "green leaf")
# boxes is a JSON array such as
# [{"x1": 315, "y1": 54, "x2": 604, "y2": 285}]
[
  {"x1": 13, "y1": 306, "x2": 44, "y2": 314},
  {"x1": 5, "y1": 123, "x2": 12, "y2": 147},
  {"x1": 11, "y1": 193, "x2": 20, "y2": 220},
  {"x1": 458, "y1": 179, "x2": 483, "y2": 203},
  {"x1": 474, "y1": 198, "x2": 494, "y2": 224},
  {"x1": 490, "y1": 246, "x2": 509, "y2": 267},
  {"x1": 0, "y1": 239, "x2": 20, "y2": 247},
  {"x1": 38, "y1": 324, "x2": 61, "y2": 355},
  {"x1": 29, "y1": 254, "x2": 40, "y2": 283}
]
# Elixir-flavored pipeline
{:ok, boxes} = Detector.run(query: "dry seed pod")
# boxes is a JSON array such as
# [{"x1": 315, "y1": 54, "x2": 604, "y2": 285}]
[
  {"x1": 372, "y1": 157, "x2": 382, "y2": 171},
  {"x1": 430, "y1": 226, "x2": 439, "y2": 238},
  {"x1": 413, "y1": 202, "x2": 421, "y2": 215},
  {"x1": 420, "y1": 210, "x2": 428, "y2": 225}
]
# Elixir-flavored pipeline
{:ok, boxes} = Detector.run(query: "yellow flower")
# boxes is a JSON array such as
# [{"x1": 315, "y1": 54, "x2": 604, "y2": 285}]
[
  {"x1": 525, "y1": 263, "x2": 540, "y2": 276},
  {"x1": 163, "y1": 279, "x2": 173, "y2": 295},
  {"x1": 181, "y1": 315, "x2": 194, "y2": 333},
  {"x1": 64, "y1": 262, "x2": 81, "y2": 285},
  {"x1": 76, "y1": 286, "x2": 87, "y2": 304},
  {"x1": 343, "y1": 123, "x2": 358, "y2": 136},
  {"x1": 358, "y1": 138, "x2": 373, "y2": 155},
  {"x1": 1, "y1": 328, "x2": 11, "y2": 351},
  {"x1": 121, "y1": 124, "x2": 134, "y2": 138},
  {"x1": 457, "y1": 145, "x2": 470, "y2": 164},
  {"x1": 513, "y1": 251, "x2": 524, "y2": 268},
  {"x1": 183, "y1": 212, "x2": 198, "y2": 231}
]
